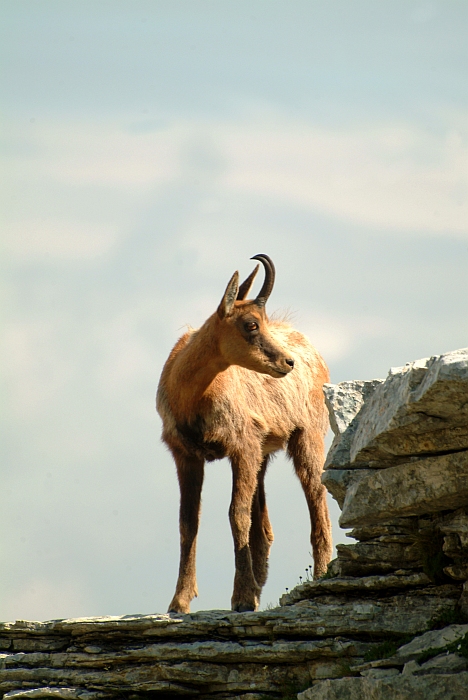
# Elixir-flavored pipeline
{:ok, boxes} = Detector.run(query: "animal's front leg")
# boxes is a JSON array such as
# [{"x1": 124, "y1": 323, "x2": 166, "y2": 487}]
[
  {"x1": 229, "y1": 455, "x2": 262, "y2": 612},
  {"x1": 168, "y1": 453, "x2": 204, "y2": 614},
  {"x1": 249, "y1": 456, "x2": 274, "y2": 590}
]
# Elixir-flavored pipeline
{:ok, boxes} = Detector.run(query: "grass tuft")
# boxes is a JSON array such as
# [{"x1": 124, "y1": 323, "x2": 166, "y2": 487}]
[
  {"x1": 363, "y1": 635, "x2": 414, "y2": 662},
  {"x1": 428, "y1": 607, "x2": 468, "y2": 630}
]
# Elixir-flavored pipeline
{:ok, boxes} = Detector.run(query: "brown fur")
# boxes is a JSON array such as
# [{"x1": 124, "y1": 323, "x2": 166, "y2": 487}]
[{"x1": 157, "y1": 261, "x2": 332, "y2": 613}]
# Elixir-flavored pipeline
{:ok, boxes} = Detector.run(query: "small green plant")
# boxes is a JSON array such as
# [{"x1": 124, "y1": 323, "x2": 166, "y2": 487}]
[
  {"x1": 318, "y1": 568, "x2": 335, "y2": 580},
  {"x1": 417, "y1": 632, "x2": 468, "y2": 664},
  {"x1": 363, "y1": 610, "x2": 468, "y2": 667},
  {"x1": 363, "y1": 635, "x2": 414, "y2": 662},
  {"x1": 257, "y1": 678, "x2": 312, "y2": 700},
  {"x1": 363, "y1": 640, "x2": 400, "y2": 662},
  {"x1": 417, "y1": 646, "x2": 445, "y2": 664},
  {"x1": 337, "y1": 661, "x2": 361, "y2": 677},
  {"x1": 452, "y1": 631, "x2": 468, "y2": 659},
  {"x1": 278, "y1": 679, "x2": 312, "y2": 700},
  {"x1": 317, "y1": 559, "x2": 339, "y2": 580},
  {"x1": 428, "y1": 607, "x2": 468, "y2": 630}
]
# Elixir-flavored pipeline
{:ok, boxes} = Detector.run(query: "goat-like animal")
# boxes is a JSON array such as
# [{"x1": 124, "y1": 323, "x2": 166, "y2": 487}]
[{"x1": 157, "y1": 254, "x2": 332, "y2": 613}]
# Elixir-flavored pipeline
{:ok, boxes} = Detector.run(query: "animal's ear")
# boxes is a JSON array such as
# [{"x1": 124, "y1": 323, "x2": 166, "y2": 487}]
[{"x1": 217, "y1": 271, "x2": 239, "y2": 319}]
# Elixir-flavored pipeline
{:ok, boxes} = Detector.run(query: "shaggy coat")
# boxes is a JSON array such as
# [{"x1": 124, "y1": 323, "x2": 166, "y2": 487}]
[{"x1": 157, "y1": 255, "x2": 332, "y2": 613}]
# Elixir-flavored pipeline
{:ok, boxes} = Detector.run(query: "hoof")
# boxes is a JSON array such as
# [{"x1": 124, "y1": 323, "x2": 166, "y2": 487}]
[
  {"x1": 231, "y1": 592, "x2": 259, "y2": 612},
  {"x1": 232, "y1": 602, "x2": 256, "y2": 613},
  {"x1": 168, "y1": 597, "x2": 191, "y2": 614}
]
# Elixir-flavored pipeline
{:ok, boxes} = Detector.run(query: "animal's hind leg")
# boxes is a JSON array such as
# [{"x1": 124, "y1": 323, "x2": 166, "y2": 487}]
[
  {"x1": 229, "y1": 455, "x2": 262, "y2": 612},
  {"x1": 168, "y1": 452, "x2": 204, "y2": 614},
  {"x1": 288, "y1": 428, "x2": 332, "y2": 578},
  {"x1": 249, "y1": 456, "x2": 274, "y2": 590}
]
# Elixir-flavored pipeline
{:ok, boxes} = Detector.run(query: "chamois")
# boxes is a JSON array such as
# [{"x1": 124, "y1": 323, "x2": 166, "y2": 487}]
[{"x1": 157, "y1": 254, "x2": 332, "y2": 613}]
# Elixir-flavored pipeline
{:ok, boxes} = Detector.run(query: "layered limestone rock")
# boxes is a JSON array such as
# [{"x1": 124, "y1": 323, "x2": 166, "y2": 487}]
[
  {"x1": 322, "y1": 348, "x2": 468, "y2": 580},
  {"x1": 324, "y1": 347, "x2": 468, "y2": 471},
  {"x1": 302, "y1": 347, "x2": 468, "y2": 699},
  {"x1": 339, "y1": 451, "x2": 468, "y2": 527},
  {"x1": 298, "y1": 673, "x2": 468, "y2": 700},
  {"x1": 2, "y1": 347, "x2": 468, "y2": 699},
  {"x1": 0, "y1": 585, "x2": 461, "y2": 699},
  {"x1": 0, "y1": 607, "x2": 397, "y2": 698},
  {"x1": 298, "y1": 622, "x2": 468, "y2": 700}
]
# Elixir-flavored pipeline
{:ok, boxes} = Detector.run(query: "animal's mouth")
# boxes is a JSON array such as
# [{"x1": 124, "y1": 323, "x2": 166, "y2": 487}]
[{"x1": 269, "y1": 367, "x2": 290, "y2": 378}]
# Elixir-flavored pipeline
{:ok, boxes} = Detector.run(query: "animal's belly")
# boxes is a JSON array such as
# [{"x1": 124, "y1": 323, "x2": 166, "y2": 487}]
[
  {"x1": 262, "y1": 434, "x2": 287, "y2": 456},
  {"x1": 176, "y1": 419, "x2": 227, "y2": 462}
]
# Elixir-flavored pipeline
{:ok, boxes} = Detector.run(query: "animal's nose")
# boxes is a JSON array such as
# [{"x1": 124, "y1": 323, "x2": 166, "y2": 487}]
[{"x1": 285, "y1": 358, "x2": 295, "y2": 368}]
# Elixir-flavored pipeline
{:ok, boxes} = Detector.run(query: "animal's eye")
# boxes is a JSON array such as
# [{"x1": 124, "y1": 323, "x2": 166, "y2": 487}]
[{"x1": 245, "y1": 322, "x2": 259, "y2": 332}]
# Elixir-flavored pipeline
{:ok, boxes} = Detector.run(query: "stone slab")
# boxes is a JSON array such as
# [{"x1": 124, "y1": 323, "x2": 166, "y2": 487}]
[
  {"x1": 321, "y1": 469, "x2": 369, "y2": 508},
  {"x1": 0, "y1": 592, "x2": 446, "y2": 644},
  {"x1": 439, "y1": 509, "x2": 468, "y2": 548},
  {"x1": 3, "y1": 690, "x2": 103, "y2": 700},
  {"x1": 346, "y1": 519, "x2": 418, "y2": 542},
  {"x1": 335, "y1": 540, "x2": 422, "y2": 577},
  {"x1": 279, "y1": 573, "x2": 431, "y2": 605},
  {"x1": 325, "y1": 348, "x2": 468, "y2": 470},
  {"x1": 340, "y1": 450, "x2": 468, "y2": 528},
  {"x1": 323, "y1": 380, "x2": 383, "y2": 437},
  {"x1": 323, "y1": 381, "x2": 383, "y2": 470},
  {"x1": 298, "y1": 673, "x2": 468, "y2": 700},
  {"x1": 0, "y1": 589, "x2": 460, "y2": 698},
  {"x1": 359, "y1": 623, "x2": 468, "y2": 671},
  {"x1": 414, "y1": 651, "x2": 468, "y2": 674}
]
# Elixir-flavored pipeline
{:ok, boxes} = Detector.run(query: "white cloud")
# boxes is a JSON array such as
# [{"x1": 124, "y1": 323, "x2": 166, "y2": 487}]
[
  {"x1": 217, "y1": 118, "x2": 468, "y2": 235},
  {"x1": 3, "y1": 220, "x2": 119, "y2": 261},
  {"x1": 4, "y1": 111, "x2": 467, "y2": 274},
  {"x1": 2, "y1": 320, "x2": 73, "y2": 417},
  {"x1": 8, "y1": 119, "x2": 185, "y2": 187},
  {"x1": 297, "y1": 314, "x2": 392, "y2": 364}
]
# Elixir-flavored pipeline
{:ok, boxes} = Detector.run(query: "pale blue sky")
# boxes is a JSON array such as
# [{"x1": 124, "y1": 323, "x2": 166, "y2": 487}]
[{"x1": 1, "y1": 1, "x2": 467, "y2": 620}]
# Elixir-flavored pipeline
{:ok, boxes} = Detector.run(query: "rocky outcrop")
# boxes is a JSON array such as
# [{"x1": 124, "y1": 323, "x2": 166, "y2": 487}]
[
  {"x1": 1, "y1": 348, "x2": 468, "y2": 699},
  {"x1": 323, "y1": 348, "x2": 468, "y2": 582},
  {"x1": 0, "y1": 584, "x2": 461, "y2": 699},
  {"x1": 298, "y1": 622, "x2": 468, "y2": 700},
  {"x1": 324, "y1": 347, "x2": 468, "y2": 471},
  {"x1": 301, "y1": 347, "x2": 468, "y2": 699},
  {"x1": 0, "y1": 609, "x2": 367, "y2": 698},
  {"x1": 298, "y1": 673, "x2": 468, "y2": 700}
]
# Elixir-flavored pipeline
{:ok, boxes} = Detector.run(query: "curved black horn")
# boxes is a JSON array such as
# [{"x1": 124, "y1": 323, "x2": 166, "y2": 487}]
[
  {"x1": 250, "y1": 254, "x2": 275, "y2": 305},
  {"x1": 237, "y1": 264, "x2": 259, "y2": 300}
]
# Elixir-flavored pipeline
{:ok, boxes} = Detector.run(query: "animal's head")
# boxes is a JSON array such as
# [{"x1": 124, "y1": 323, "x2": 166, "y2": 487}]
[{"x1": 215, "y1": 254, "x2": 295, "y2": 378}]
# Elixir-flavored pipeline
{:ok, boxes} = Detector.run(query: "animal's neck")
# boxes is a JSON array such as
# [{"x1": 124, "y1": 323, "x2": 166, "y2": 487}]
[{"x1": 169, "y1": 316, "x2": 228, "y2": 420}]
